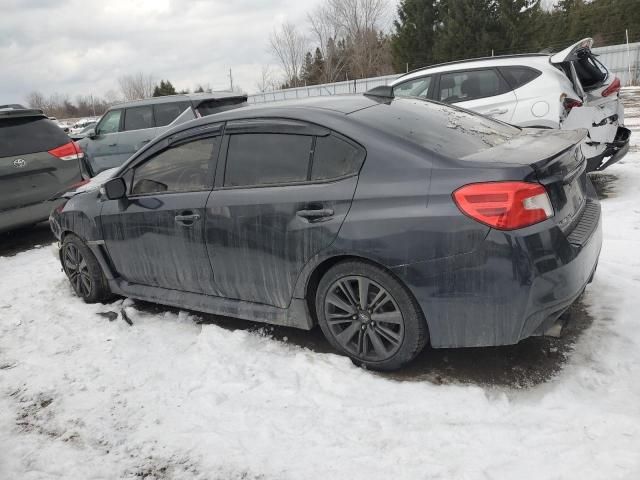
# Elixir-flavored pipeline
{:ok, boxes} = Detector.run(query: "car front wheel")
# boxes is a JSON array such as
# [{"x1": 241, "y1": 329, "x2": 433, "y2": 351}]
[
  {"x1": 61, "y1": 234, "x2": 113, "y2": 303},
  {"x1": 316, "y1": 260, "x2": 428, "y2": 371}
]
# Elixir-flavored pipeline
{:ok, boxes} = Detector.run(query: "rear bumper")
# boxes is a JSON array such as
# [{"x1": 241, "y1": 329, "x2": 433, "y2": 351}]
[
  {"x1": 586, "y1": 126, "x2": 631, "y2": 171},
  {"x1": 0, "y1": 200, "x2": 64, "y2": 233},
  {"x1": 392, "y1": 186, "x2": 602, "y2": 348}
]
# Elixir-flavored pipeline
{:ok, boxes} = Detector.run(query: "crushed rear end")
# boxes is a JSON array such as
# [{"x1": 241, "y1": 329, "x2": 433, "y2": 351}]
[{"x1": 551, "y1": 38, "x2": 631, "y2": 171}]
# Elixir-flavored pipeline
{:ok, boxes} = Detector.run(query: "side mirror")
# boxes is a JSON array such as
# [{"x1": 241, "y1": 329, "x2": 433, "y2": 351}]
[
  {"x1": 103, "y1": 177, "x2": 127, "y2": 200},
  {"x1": 88, "y1": 128, "x2": 97, "y2": 139}
]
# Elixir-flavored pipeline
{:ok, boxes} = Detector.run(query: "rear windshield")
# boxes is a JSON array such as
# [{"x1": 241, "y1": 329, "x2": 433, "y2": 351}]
[
  {"x1": 0, "y1": 117, "x2": 69, "y2": 157},
  {"x1": 197, "y1": 98, "x2": 247, "y2": 117},
  {"x1": 352, "y1": 98, "x2": 519, "y2": 158}
]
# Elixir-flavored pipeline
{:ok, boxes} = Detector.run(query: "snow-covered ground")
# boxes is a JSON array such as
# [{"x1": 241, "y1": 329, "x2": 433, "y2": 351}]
[{"x1": 1, "y1": 98, "x2": 640, "y2": 480}]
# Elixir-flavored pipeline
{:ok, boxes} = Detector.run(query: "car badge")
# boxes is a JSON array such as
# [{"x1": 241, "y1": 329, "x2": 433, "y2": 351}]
[{"x1": 13, "y1": 158, "x2": 27, "y2": 168}]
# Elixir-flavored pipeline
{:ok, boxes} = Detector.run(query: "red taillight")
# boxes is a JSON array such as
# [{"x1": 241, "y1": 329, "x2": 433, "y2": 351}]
[
  {"x1": 563, "y1": 97, "x2": 583, "y2": 113},
  {"x1": 453, "y1": 182, "x2": 554, "y2": 230},
  {"x1": 602, "y1": 77, "x2": 621, "y2": 97},
  {"x1": 48, "y1": 141, "x2": 84, "y2": 161}
]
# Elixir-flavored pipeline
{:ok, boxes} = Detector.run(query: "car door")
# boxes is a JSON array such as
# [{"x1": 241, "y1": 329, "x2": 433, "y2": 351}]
[
  {"x1": 82, "y1": 108, "x2": 123, "y2": 174},
  {"x1": 118, "y1": 105, "x2": 157, "y2": 160},
  {"x1": 205, "y1": 119, "x2": 364, "y2": 308},
  {"x1": 437, "y1": 68, "x2": 517, "y2": 122},
  {"x1": 100, "y1": 125, "x2": 222, "y2": 294}
]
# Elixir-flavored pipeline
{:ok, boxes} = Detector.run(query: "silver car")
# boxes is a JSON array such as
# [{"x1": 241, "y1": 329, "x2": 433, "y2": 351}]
[{"x1": 78, "y1": 92, "x2": 247, "y2": 176}]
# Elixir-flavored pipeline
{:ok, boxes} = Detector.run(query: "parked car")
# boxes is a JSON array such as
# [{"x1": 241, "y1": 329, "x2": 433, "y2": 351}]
[
  {"x1": 69, "y1": 123, "x2": 99, "y2": 141},
  {"x1": 50, "y1": 94, "x2": 601, "y2": 371},
  {"x1": 69, "y1": 117, "x2": 98, "y2": 135},
  {"x1": 1, "y1": 106, "x2": 85, "y2": 232},
  {"x1": 77, "y1": 92, "x2": 247, "y2": 176},
  {"x1": 390, "y1": 38, "x2": 630, "y2": 172}
]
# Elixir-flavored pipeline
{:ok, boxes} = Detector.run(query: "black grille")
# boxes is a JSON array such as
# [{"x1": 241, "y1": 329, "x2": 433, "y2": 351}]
[{"x1": 567, "y1": 200, "x2": 600, "y2": 247}]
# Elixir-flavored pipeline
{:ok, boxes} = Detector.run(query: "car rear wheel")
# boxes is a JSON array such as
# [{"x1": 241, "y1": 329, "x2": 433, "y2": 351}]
[
  {"x1": 61, "y1": 234, "x2": 113, "y2": 303},
  {"x1": 315, "y1": 260, "x2": 428, "y2": 371}
]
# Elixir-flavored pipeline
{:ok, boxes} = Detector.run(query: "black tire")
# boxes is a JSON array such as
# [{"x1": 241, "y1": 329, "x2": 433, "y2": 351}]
[
  {"x1": 315, "y1": 260, "x2": 428, "y2": 371},
  {"x1": 61, "y1": 233, "x2": 113, "y2": 303}
]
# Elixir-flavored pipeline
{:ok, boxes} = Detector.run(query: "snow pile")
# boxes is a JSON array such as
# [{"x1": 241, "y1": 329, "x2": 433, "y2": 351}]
[{"x1": 1, "y1": 136, "x2": 640, "y2": 479}]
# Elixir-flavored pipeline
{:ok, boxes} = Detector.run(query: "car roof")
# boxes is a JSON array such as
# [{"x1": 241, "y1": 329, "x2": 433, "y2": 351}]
[
  {"x1": 394, "y1": 53, "x2": 552, "y2": 83},
  {"x1": 108, "y1": 92, "x2": 248, "y2": 110}
]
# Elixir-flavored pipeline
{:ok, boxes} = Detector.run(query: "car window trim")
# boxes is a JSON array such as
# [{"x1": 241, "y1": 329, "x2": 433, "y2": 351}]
[
  {"x1": 438, "y1": 67, "x2": 510, "y2": 104},
  {"x1": 126, "y1": 131, "x2": 223, "y2": 198}
]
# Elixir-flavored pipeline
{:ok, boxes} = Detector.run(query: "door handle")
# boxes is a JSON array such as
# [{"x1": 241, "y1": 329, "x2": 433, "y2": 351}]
[
  {"x1": 174, "y1": 212, "x2": 201, "y2": 225},
  {"x1": 486, "y1": 108, "x2": 508, "y2": 115},
  {"x1": 141, "y1": 140, "x2": 151, "y2": 144},
  {"x1": 108, "y1": 143, "x2": 117, "y2": 147},
  {"x1": 296, "y1": 208, "x2": 334, "y2": 220}
]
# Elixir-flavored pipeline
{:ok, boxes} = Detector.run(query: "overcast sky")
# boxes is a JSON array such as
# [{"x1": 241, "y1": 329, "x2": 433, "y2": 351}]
[{"x1": 0, "y1": 0, "x2": 328, "y2": 105}]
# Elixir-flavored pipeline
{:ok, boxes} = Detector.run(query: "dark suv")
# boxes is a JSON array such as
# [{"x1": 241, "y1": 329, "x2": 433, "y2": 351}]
[
  {"x1": 78, "y1": 93, "x2": 247, "y2": 176},
  {"x1": 1, "y1": 105, "x2": 84, "y2": 233},
  {"x1": 50, "y1": 95, "x2": 601, "y2": 371}
]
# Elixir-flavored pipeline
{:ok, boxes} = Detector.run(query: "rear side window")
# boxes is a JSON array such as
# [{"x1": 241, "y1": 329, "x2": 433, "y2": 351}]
[
  {"x1": 0, "y1": 117, "x2": 69, "y2": 157},
  {"x1": 393, "y1": 76, "x2": 432, "y2": 99},
  {"x1": 311, "y1": 134, "x2": 364, "y2": 180},
  {"x1": 352, "y1": 98, "x2": 519, "y2": 158},
  {"x1": 438, "y1": 69, "x2": 506, "y2": 103},
  {"x1": 498, "y1": 66, "x2": 542, "y2": 90},
  {"x1": 131, "y1": 136, "x2": 219, "y2": 195},
  {"x1": 123, "y1": 106, "x2": 154, "y2": 131},
  {"x1": 154, "y1": 102, "x2": 191, "y2": 127},
  {"x1": 224, "y1": 134, "x2": 313, "y2": 187},
  {"x1": 197, "y1": 98, "x2": 247, "y2": 117},
  {"x1": 97, "y1": 109, "x2": 122, "y2": 134}
]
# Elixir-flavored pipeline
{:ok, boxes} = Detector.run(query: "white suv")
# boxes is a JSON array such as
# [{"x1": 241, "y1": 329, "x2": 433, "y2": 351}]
[{"x1": 390, "y1": 38, "x2": 630, "y2": 171}]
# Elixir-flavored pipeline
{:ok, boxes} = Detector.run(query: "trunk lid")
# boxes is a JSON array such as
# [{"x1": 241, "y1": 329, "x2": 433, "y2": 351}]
[
  {"x1": 463, "y1": 128, "x2": 589, "y2": 232},
  {"x1": 550, "y1": 38, "x2": 594, "y2": 64}
]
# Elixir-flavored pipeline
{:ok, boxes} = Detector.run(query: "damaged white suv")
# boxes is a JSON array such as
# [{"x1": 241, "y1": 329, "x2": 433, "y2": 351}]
[{"x1": 390, "y1": 38, "x2": 630, "y2": 171}]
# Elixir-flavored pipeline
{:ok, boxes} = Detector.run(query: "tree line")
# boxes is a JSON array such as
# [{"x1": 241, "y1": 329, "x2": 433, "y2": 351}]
[{"x1": 265, "y1": 0, "x2": 640, "y2": 90}]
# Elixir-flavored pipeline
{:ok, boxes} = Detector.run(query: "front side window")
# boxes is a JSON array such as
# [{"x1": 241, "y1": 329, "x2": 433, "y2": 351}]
[
  {"x1": 224, "y1": 133, "x2": 313, "y2": 187},
  {"x1": 438, "y1": 69, "x2": 504, "y2": 103},
  {"x1": 123, "y1": 106, "x2": 154, "y2": 131},
  {"x1": 131, "y1": 136, "x2": 219, "y2": 195},
  {"x1": 311, "y1": 134, "x2": 365, "y2": 180},
  {"x1": 97, "y1": 109, "x2": 122, "y2": 135},
  {"x1": 393, "y1": 76, "x2": 432, "y2": 99}
]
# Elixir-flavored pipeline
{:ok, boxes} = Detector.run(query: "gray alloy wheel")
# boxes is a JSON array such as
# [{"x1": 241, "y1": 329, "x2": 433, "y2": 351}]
[
  {"x1": 324, "y1": 275, "x2": 405, "y2": 362},
  {"x1": 61, "y1": 233, "x2": 113, "y2": 303},
  {"x1": 316, "y1": 260, "x2": 428, "y2": 371},
  {"x1": 63, "y1": 242, "x2": 93, "y2": 298}
]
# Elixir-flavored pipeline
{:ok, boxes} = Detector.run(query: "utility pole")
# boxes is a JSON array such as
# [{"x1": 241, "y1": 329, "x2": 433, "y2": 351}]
[
  {"x1": 626, "y1": 29, "x2": 632, "y2": 86},
  {"x1": 229, "y1": 69, "x2": 234, "y2": 92},
  {"x1": 91, "y1": 94, "x2": 96, "y2": 116}
]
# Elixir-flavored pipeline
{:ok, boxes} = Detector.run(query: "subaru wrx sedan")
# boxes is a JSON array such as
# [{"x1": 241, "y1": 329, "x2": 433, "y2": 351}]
[{"x1": 50, "y1": 94, "x2": 602, "y2": 371}]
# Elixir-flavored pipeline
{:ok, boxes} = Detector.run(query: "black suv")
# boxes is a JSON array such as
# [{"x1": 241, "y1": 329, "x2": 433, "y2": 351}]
[{"x1": 1, "y1": 105, "x2": 85, "y2": 233}]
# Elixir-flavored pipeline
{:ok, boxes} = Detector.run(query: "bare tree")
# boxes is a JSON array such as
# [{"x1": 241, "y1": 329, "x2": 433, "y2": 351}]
[
  {"x1": 255, "y1": 65, "x2": 276, "y2": 92},
  {"x1": 117, "y1": 72, "x2": 155, "y2": 101},
  {"x1": 330, "y1": 0, "x2": 391, "y2": 78},
  {"x1": 26, "y1": 91, "x2": 46, "y2": 110},
  {"x1": 269, "y1": 22, "x2": 307, "y2": 88},
  {"x1": 307, "y1": 4, "x2": 347, "y2": 83}
]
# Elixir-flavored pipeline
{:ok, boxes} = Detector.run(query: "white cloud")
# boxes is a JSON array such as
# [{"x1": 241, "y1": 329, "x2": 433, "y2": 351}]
[{"x1": 0, "y1": 0, "x2": 323, "y2": 104}]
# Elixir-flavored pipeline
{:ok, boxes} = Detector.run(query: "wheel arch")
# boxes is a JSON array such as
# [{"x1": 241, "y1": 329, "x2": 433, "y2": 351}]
[{"x1": 302, "y1": 254, "x2": 428, "y2": 331}]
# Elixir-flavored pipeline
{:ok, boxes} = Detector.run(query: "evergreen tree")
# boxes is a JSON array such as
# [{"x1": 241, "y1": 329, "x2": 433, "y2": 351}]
[
  {"x1": 152, "y1": 80, "x2": 177, "y2": 97},
  {"x1": 391, "y1": 0, "x2": 438, "y2": 71},
  {"x1": 300, "y1": 52, "x2": 315, "y2": 85}
]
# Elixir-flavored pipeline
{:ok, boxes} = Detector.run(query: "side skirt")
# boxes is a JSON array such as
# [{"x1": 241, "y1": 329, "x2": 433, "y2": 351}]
[{"x1": 108, "y1": 279, "x2": 314, "y2": 330}]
